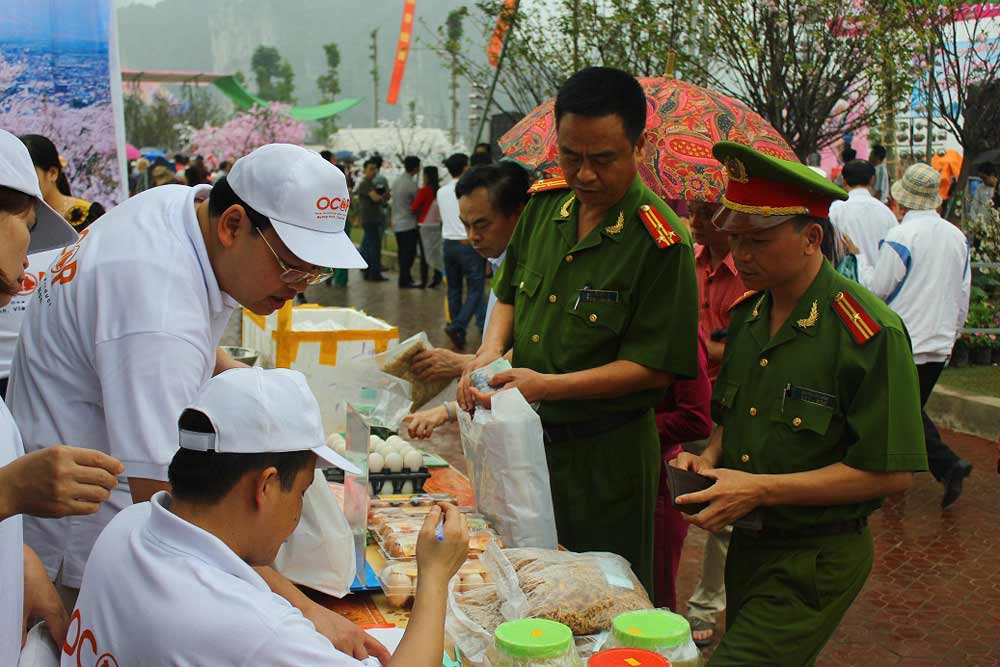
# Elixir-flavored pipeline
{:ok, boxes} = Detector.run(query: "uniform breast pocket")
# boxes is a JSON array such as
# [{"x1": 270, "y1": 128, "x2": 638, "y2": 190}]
[
  {"x1": 770, "y1": 398, "x2": 835, "y2": 436},
  {"x1": 769, "y1": 395, "x2": 844, "y2": 472},
  {"x1": 557, "y1": 299, "x2": 629, "y2": 370}
]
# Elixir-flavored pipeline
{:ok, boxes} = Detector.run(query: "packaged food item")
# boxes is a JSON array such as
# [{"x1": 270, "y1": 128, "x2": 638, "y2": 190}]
[
  {"x1": 588, "y1": 648, "x2": 669, "y2": 667},
  {"x1": 485, "y1": 619, "x2": 582, "y2": 667},
  {"x1": 605, "y1": 610, "x2": 701, "y2": 667},
  {"x1": 380, "y1": 333, "x2": 452, "y2": 409},
  {"x1": 379, "y1": 559, "x2": 491, "y2": 608},
  {"x1": 492, "y1": 548, "x2": 653, "y2": 635}
]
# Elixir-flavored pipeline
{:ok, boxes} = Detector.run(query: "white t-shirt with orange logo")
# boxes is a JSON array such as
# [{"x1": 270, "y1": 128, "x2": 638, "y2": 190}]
[
  {"x1": 65, "y1": 492, "x2": 375, "y2": 667},
  {"x1": 0, "y1": 248, "x2": 62, "y2": 380},
  {"x1": 0, "y1": 401, "x2": 25, "y2": 665},
  {"x1": 7, "y1": 184, "x2": 239, "y2": 587}
]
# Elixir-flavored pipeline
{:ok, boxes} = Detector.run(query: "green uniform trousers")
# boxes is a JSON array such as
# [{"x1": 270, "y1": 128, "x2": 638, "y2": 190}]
[
  {"x1": 709, "y1": 526, "x2": 874, "y2": 667},
  {"x1": 543, "y1": 410, "x2": 659, "y2": 594}
]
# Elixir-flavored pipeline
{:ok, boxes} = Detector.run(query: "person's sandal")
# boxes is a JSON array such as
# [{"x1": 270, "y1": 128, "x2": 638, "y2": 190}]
[{"x1": 689, "y1": 617, "x2": 716, "y2": 648}]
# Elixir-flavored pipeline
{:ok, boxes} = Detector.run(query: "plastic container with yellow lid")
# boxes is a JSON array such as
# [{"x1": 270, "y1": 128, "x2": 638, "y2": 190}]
[
  {"x1": 605, "y1": 610, "x2": 702, "y2": 667},
  {"x1": 485, "y1": 618, "x2": 582, "y2": 667}
]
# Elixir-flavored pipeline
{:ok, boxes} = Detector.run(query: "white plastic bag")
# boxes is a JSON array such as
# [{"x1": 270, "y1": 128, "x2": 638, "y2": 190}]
[
  {"x1": 321, "y1": 361, "x2": 413, "y2": 433},
  {"x1": 18, "y1": 623, "x2": 60, "y2": 667},
  {"x1": 273, "y1": 470, "x2": 356, "y2": 597},
  {"x1": 458, "y1": 389, "x2": 558, "y2": 549}
]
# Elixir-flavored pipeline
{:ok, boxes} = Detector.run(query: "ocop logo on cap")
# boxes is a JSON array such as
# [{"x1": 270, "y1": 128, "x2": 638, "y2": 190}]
[{"x1": 315, "y1": 195, "x2": 350, "y2": 222}]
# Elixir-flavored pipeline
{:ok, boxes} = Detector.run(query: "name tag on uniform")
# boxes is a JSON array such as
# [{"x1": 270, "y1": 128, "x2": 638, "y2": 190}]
[
  {"x1": 784, "y1": 385, "x2": 837, "y2": 409},
  {"x1": 577, "y1": 288, "x2": 620, "y2": 304}
]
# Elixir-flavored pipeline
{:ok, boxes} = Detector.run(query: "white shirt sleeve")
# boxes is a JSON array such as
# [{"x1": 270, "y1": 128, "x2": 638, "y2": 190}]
[
  {"x1": 869, "y1": 237, "x2": 910, "y2": 301},
  {"x1": 956, "y1": 240, "x2": 972, "y2": 341},
  {"x1": 95, "y1": 332, "x2": 211, "y2": 481},
  {"x1": 245, "y1": 616, "x2": 374, "y2": 667}
]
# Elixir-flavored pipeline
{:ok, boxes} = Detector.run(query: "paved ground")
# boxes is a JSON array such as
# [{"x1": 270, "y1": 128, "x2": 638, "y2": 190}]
[{"x1": 225, "y1": 272, "x2": 1000, "y2": 666}]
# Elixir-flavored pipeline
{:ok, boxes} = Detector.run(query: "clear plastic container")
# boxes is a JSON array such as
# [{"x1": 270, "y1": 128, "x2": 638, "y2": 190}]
[
  {"x1": 605, "y1": 610, "x2": 702, "y2": 667},
  {"x1": 379, "y1": 558, "x2": 491, "y2": 608},
  {"x1": 486, "y1": 619, "x2": 583, "y2": 667}
]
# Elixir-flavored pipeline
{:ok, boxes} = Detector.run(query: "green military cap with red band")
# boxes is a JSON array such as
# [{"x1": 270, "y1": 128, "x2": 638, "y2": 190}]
[{"x1": 711, "y1": 141, "x2": 848, "y2": 233}]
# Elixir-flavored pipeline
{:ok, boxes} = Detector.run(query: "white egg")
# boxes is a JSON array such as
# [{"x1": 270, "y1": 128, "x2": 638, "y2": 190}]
[
  {"x1": 368, "y1": 452, "x2": 385, "y2": 474},
  {"x1": 334, "y1": 440, "x2": 348, "y2": 455},
  {"x1": 386, "y1": 435, "x2": 407, "y2": 449},
  {"x1": 325, "y1": 432, "x2": 341, "y2": 447},
  {"x1": 369, "y1": 435, "x2": 385, "y2": 450},
  {"x1": 385, "y1": 452, "x2": 404, "y2": 473},
  {"x1": 403, "y1": 450, "x2": 424, "y2": 473},
  {"x1": 400, "y1": 480, "x2": 414, "y2": 494}
]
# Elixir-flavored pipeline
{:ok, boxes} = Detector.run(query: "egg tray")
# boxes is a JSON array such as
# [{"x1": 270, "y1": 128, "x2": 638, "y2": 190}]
[{"x1": 323, "y1": 467, "x2": 432, "y2": 495}]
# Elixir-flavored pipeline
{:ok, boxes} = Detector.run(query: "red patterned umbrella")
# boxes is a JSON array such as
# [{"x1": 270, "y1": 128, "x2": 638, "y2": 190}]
[{"x1": 498, "y1": 77, "x2": 797, "y2": 203}]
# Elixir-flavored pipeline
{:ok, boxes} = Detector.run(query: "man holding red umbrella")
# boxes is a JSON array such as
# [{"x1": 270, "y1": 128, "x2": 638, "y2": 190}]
[{"x1": 458, "y1": 67, "x2": 699, "y2": 592}]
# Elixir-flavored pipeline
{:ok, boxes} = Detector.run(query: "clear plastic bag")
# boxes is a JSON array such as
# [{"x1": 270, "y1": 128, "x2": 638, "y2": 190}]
[
  {"x1": 378, "y1": 332, "x2": 454, "y2": 410},
  {"x1": 488, "y1": 547, "x2": 653, "y2": 636},
  {"x1": 446, "y1": 578, "x2": 507, "y2": 666}
]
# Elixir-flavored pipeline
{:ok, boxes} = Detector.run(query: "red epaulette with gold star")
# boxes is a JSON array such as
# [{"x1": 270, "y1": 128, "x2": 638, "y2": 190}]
[
  {"x1": 832, "y1": 290, "x2": 881, "y2": 345},
  {"x1": 637, "y1": 204, "x2": 680, "y2": 249},
  {"x1": 527, "y1": 177, "x2": 569, "y2": 195},
  {"x1": 728, "y1": 290, "x2": 761, "y2": 311}
]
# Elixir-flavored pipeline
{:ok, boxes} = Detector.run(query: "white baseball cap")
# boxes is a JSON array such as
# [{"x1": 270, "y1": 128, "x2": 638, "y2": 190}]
[
  {"x1": 178, "y1": 367, "x2": 361, "y2": 474},
  {"x1": 227, "y1": 144, "x2": 367, "y2": 270},
  {"x1": 0, "y1": 129, "x2": 78, "y2": 253}
]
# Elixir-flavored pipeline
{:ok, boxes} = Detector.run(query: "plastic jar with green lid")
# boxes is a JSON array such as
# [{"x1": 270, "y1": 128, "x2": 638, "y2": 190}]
[
  {"x1": 606, "y1": 610, "x2": 702, "y2": 667},
  {"x1": 588, "y1": 647, "x2": 670, "y2": 667},
  {"x1": 486, "y1": 618, "x2": 581, "y2": 667}
]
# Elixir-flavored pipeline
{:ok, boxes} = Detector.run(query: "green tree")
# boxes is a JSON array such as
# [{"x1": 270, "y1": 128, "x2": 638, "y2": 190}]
[
  {"x1": 689, "y1": 0, "x2": 921, "y2": 161},
  {"x1": 443, "y1": 7, "x2": 468, "y2": 143},
  {"x1": 123, "y1": 89, "x2": 181, "y2": 149},
  {"x1": 251, "y1": 45, "x2": 296, "y2": 103},
  {"x1": 316, "y1": 42, "x2": 342, "y2": 139},
  {"x1": 370, "y1": 29, "x2": 380, "y2": 125}
]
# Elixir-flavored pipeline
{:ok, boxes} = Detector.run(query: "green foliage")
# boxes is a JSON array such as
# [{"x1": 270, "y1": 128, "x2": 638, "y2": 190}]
[
  {"x1": 124, "y1": 90, "x2": 180, "y2": 150},
  {"x1": 316, "y1": 42, "x2": 342, "y2": 139},
  {"x1": 251, "y1": 45, "x2": 296, "y2": 103}
]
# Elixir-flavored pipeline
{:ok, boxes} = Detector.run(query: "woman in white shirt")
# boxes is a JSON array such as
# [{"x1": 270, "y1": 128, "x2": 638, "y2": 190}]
[{"x1": 0, "y1": 129, "x2": 123, "y2": 663}]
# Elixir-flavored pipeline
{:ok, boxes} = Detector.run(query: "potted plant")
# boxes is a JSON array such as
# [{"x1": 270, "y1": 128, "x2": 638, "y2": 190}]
[{"x1": 951, "y1": 334, "x2": 970, "y2": 367}]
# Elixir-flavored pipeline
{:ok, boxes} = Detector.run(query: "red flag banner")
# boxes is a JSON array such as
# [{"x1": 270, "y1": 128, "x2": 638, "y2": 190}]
[
  {"x1": 387, "y1": 0, "x2": 416, "y2": 105},
  {"x1": 488, "y1": 0, "x2": 518, "y2": 67}
]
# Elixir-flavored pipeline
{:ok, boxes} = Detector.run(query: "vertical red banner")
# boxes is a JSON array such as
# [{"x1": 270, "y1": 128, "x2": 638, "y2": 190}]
[
  {"x1": 488, "y1": 0, "x2": 518, "y2": 67},
  {"x1": 386, "y1": 0, "x2": 416, "y2": 105}
]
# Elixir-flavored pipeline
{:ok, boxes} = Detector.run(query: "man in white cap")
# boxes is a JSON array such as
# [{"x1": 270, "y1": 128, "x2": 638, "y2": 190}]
[
  {"x1": 65, "y1": 368, "x2": 469, "y2": 667},
  {"x1": 7, "y1": 144, "x2": 370, "y2": 649},
  {"x1": 0, "y1": 128, "x2": 124, "y2": 664},
  {"x1": 866, "y1": 162, "x2": 972, "y2": 507}
]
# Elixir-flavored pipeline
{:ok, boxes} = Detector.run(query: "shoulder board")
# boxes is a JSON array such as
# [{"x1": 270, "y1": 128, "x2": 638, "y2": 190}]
[
  {"x1": 729, "y1": 290, "x2": 761, "y2": 311},
  {"x1": 527, "y1": 178, "x2": 569, "y2": 195},
  {"x1": 832, "y1": 290, "x2": 881, "y2": 345},
  {"x1": 637, "y1": 204, "x2": 680, "y2": 249}
]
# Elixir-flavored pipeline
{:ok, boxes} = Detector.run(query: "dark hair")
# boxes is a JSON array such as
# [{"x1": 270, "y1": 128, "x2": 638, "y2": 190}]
[
  {"x1": 474, "y1": 142, "x2": 492, "y2": 155},
  {"x1": 363, "y1": 157, "x2": 379, "y2": 169},
  {"x1": 554, "y1": 67, "x2": 647, "y2": 145},
  {"x1": 422, "y1": 165, "x2": 440, "y2": 191},
  {"x1": 320, "y1": 150, "x2": 333, "y2": 161},
  {"x1": 219, "y1": 160, "x2": 231, "y2": 171},
  {"x1": 842, "y1": 159, "x2": 875, "y2": 187},
  {"x1": 870, "y1": 144, "x2": 886, "y2": 161},
  {"x1": 371, "y1": 154, "x2": 384, "y2": 169},
  {"x1": 19, "y1": 134, "x2": 72, "y2": 196},
  {"x1": 174, "y1": 154, "x2": 189, "y2": 165},
  {"x1": 841, "y1": 147, "x2": 857, "y2": 163},
  {"x1": 976, "y1": 161, "x2": 997, "y2": 178},
  {"x1": 792, "y1": 215, "x2": 835, "y2": 261},
  {"x1": 443, "y1": 153, "x2": 469, "y2": 178},
  {"x1": 185, "y1": 164, "x2": 209, "y2": 186},
  {"x1": 470, "y1": 152, "x2": 492, "y2": 167},
  {"x1": 403, "y1": 155, "x2": 421, "y2": 172},
  {"x1": 0, "y1": 185, "x2": 35, "y2": 217},
  {"x1": 168, "y1": 409, "x2": 314, "y2": 504},
  {"x1": 455, "y1": 162, "x2": 531, "y2": 218},
  {"x1": 208, "y1": 176, "x2": 271, "y2": 232}
]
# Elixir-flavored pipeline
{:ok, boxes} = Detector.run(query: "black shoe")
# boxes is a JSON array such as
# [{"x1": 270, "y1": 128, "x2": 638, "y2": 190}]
[
  {"x1": 416, "y1": 282, "x2": 427, "y2": 289},
  {"x1": 371, "y1": 275, "x2": 389, "y2": 282},
  {"x1": 399, "y1": 282, "x2": 417, "y2": 289},
  {"x1": 942, "y1": 459, "x2": 972, "y2": 508},
  {"x1": 444, "y1": 326, "x2": 466, "y2": 351}
]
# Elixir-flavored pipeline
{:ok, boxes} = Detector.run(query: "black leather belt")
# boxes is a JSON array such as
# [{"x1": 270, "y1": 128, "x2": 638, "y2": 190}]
[
  {"x1": 740, "y1": 517, "x2": 868, "y2": 539},
  {"x1": 541, "y1": 409, "x2": 647, "y2": 445}
]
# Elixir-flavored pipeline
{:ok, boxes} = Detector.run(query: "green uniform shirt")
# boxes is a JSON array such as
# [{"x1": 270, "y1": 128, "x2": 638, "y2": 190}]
[
  {"x1": 713, "y1": 260, "x2": 928, "y2": 530},
  {"x1": 494, "y1": 175, "x2": 699, "y2": 424}
]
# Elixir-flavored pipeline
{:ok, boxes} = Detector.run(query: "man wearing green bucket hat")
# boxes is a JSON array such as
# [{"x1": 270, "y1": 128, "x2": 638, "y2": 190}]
[{"x1": 670, "y1": 142, "x2": 927, "y2": 666}]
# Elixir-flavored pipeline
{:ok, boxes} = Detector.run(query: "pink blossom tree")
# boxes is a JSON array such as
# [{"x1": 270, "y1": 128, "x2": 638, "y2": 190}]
[{"x1": 186, "y1": 104, "x2": 306, "y2": 163}]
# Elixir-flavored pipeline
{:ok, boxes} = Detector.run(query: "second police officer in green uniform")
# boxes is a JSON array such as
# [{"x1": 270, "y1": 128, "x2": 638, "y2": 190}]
[
  {"x1": 671, "y1": 142, "x2": 928, "y2": 666},
  {"x1": 458, "y1": 67, "x2": 699, "y2": 593}
]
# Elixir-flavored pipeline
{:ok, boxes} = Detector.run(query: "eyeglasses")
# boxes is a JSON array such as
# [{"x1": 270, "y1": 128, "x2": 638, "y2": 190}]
[{"x1": 257, "y1": 230, "x2": 334, "y2": 285}]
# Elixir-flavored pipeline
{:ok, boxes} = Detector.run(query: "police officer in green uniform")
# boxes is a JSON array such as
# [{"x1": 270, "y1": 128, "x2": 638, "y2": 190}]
[
  {"x1": 457, "y1": 67, "x2": 699, "y2": 593},
  {"x1": 670, "y1": 142, "x2": 928, "y2": 666}
]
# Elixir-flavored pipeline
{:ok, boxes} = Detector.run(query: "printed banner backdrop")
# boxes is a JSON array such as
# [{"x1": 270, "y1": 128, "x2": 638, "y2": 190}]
[{"x1": 0, "y1": 0, "x2": 126, "y2": 208}]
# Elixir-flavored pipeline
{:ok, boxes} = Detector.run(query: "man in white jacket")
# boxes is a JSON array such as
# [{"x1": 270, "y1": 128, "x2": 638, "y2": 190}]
[
  {"x1": 829, "y1": 159, "x2": 897, "y2": 267},
  {"x1": 866, "y1": 163, "x2": 972, "y2": 507}
]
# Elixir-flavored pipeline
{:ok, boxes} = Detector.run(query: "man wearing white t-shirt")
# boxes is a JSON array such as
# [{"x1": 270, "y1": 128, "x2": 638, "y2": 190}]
[
  {"x1": 8, "y1": 143, "x2": 377, "y2": 655},
  {"x1": 0, "y1": 247, "x2": 60, "y2": 399},
  {"x1": 66, "y1": 368, "x2": 469, "y2": 667},
  {"x1": 829, "y1": 159, "x2": 897, "y2": 266}
]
